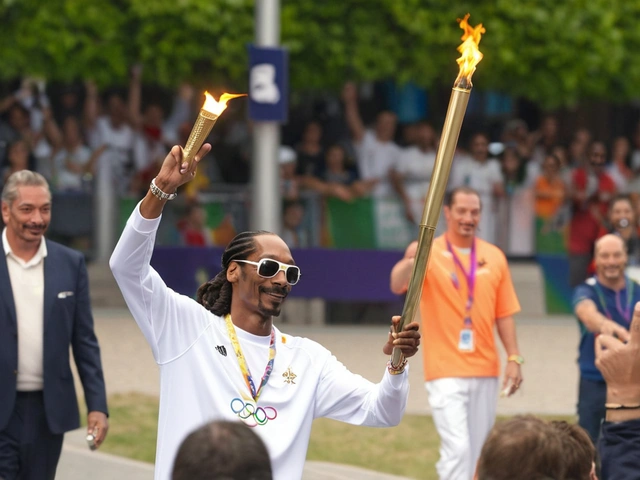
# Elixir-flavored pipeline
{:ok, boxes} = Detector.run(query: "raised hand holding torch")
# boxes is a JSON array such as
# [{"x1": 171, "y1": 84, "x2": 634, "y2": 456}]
[
  {"x1": 391, "y1": 14, "x2": 486, "y2": 368},
  {"x1": 182, "y1": 92, "x2": 246, "y2": 169}
]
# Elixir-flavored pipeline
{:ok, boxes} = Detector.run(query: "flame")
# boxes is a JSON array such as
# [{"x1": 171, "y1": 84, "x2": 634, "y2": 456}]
[
  {"x1": 454, "y1": 14, "x2": 485, "y2": 89},
  {"x1": 202, "y1": 91, "x2": 247, "y2": 115}
]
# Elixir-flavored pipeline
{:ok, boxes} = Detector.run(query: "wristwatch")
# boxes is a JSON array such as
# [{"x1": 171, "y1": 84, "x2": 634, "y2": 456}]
[{"x1": 507, "y1": 355, "x2": 525, "y2": 365}]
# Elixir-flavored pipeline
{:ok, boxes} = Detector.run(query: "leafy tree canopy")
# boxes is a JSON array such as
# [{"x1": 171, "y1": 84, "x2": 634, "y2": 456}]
[{"x1": 0, "y1": 0, "x2": 638, "y2": 108}]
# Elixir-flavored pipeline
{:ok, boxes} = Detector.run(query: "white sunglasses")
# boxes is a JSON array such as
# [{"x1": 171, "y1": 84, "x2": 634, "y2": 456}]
[{"x1": 234, "y1": 258, "x2": 301, "y2": 285}]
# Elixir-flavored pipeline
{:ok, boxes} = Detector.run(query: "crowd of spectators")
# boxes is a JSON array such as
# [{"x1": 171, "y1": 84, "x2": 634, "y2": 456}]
[{"x1": 1, "y1": 75, "x2": 639, "y2": 274}]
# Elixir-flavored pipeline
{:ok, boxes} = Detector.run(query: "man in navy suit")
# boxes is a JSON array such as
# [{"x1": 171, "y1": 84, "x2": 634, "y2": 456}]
[{"x1": 0, "y1": 170, "x2": 108, "y2": 480}]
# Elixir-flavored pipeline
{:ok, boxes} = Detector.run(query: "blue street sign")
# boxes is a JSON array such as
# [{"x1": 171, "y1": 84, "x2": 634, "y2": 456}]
[{"x1": 248, "y1": 45, "x2": 289, "y2": 122}]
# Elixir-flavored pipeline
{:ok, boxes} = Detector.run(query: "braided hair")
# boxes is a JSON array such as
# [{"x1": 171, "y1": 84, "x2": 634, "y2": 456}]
[{"x1": 196, "y1": 231, "x2": 272, "y2": 316}]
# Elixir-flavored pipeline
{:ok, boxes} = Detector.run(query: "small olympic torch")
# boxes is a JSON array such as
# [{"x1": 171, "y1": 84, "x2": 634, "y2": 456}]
[
  {"x1": 391, "y1": 14, "x2": 486, "y2": 368},
  {"x1": 182, "y1": 92, "x2": 246, "y2": 168}
]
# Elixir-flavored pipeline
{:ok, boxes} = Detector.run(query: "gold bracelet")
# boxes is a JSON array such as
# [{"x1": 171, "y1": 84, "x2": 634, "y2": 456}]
[{"x1": 387, "y1": 358, "x2": 408, "y2": 375}]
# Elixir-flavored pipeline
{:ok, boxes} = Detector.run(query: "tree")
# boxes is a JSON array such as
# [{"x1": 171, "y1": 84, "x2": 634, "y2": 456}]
[{"x1": 0, "y1": 0, "x2": 638, "y2": 109}]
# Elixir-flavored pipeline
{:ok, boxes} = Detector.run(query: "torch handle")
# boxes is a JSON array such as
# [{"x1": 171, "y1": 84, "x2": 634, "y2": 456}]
[
  {"x1": 391, "y1": 87, "x2": 471, "y2": 368},
  {"x1": 182, "y1": 110, "x2": 219, "y2": 168}
]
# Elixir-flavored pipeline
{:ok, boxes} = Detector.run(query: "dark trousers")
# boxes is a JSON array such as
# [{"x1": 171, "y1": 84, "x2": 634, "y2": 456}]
[
  {"x1": 0, "y1": 391, "x2": 64, "y2": 480},
  {"x1": 578, "y1": 377, "x2": 607, "y2": 443}
]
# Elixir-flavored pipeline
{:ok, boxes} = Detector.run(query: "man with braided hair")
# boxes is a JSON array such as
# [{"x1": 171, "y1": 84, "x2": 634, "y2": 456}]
[{"x1": 110, "y1": 143, "x2": 421, "y2": 480}]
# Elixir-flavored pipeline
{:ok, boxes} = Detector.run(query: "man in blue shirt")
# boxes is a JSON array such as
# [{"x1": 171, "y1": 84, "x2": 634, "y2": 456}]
[{"x1": 573, "y1": 234, "x2": 640, "y2": 442}]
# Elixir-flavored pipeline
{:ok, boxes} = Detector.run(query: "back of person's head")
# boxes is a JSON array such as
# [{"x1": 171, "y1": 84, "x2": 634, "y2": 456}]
[
  {"x1": 550, "y1": 421, "x2": 598, "y2": 480},
  {"x1": 172, "y1": 420, "x2": 272, "y2": 480},
  {"x1": 475, "y1": 415, "x2": 565, "y2": 480}
]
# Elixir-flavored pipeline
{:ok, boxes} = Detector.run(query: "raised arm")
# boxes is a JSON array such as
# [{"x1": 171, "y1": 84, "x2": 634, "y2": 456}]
[
  {"x1": 128, "y1": 65, "x2": 143, "y2": 131},
  {"x1": 390, "y1": 166, "x2": 416, "y2": 224},
  {"x1": 341, "y1": 82, "x2": 365, "y2": 144},
  {"x1": 139, "y1": 143, "x2": 210, "y2": 219},
  {"x1": 83, "y1": 80, "x2": 99, "y2": 132},
  {"x1": 109, "y1": 144, "x2": 212, "y2": 361},
  {"x1": 390, "y1": 241, "x2": 418, "y2": 295},
  {"x1": 42, "y1": 106, "x2": 63, "y2": 150}
]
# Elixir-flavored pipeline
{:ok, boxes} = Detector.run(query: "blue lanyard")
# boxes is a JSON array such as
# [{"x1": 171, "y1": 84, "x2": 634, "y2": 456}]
[{"x1": 593, "y1": 278, "x2": 634, "y2": 324}]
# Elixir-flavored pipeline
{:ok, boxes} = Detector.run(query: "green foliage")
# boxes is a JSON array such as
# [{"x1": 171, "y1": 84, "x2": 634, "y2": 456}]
[{"x1": 0, "y1": 0, "x2": 638, "y2": 108}]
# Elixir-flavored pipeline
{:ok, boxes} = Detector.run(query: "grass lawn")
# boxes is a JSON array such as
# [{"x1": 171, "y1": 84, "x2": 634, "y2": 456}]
[{"x1": 95, "y1": 393, "x2": 575, "y2": 480}]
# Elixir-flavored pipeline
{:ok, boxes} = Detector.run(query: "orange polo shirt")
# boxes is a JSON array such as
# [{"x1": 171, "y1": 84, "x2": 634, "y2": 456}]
[{"x1": 420, "y1": 235, "x2": 521, "y2": 381}]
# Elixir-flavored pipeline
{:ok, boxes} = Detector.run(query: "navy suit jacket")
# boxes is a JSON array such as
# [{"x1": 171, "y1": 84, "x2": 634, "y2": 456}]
[{"x1": 0, "y1": 239, "x2": 108, "y2": 434}]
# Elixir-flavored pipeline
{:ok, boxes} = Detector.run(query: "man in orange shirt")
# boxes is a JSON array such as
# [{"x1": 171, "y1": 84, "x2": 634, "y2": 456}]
[{"x1": 390, "y1": 186, "x2": 523, "y2": 480}]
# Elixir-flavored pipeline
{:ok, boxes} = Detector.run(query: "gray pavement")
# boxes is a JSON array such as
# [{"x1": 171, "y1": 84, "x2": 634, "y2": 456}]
[{"x1": 58, "y1": 427, "x2": 410, "y2": 480}]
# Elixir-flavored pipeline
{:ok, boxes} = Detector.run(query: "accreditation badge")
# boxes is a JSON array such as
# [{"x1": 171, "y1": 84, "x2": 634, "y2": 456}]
[{"x1": 458, "y1": 328, "x2": 475, "y2": 352}]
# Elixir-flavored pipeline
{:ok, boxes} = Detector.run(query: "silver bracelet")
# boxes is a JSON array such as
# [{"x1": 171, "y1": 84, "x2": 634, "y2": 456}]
[{"x1": 150, "y1": 177, "x2": 177, "y2": 201}]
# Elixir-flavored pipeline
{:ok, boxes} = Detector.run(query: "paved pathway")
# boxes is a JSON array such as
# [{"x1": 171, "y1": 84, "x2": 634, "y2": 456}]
[
  {"x1": 57, "y1": 307, "x2": 580, "y2": 480},
  {"x1": 58, "y1": 429, "x2": 410, "y2": 480}
]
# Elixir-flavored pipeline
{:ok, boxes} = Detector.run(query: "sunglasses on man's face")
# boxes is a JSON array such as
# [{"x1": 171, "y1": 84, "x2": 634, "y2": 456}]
[{"x1": 234, "y1": 259, "x2": 301, "y2": 285}]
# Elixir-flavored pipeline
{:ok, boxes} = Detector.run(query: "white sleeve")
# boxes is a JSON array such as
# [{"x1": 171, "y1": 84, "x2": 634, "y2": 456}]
[
  {"x1": 87, "y1": 118, "x2": 103, "y2": 150},
  {"x1": 395, "y1": 148, "x2": 410, "y2": 175},
  {"x1": 354, "y1": 130, "x2": 375, "y2": 179},
  {"x1": 132, "y1": 133, "x2": 151, "y2": 172},
  {"x1": 449, "y1": 157, "x2": 466, "y2": 189},
  {"x1": 109, "y1": 201, "x2": 213, "y2": 364},
  {"x1": 313, "y1": 353, "x2": 409, "y2": 427},
  {"x1": 389, "y1": 143, "x2": 402, "y2": 171}
]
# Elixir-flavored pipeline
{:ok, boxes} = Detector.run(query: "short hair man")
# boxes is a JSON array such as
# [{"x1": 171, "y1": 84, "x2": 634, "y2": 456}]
[
  {"x1": 0, "y1": 170, "x2": 108, "y2": 479},
  {"x1": 110, "y1": 144, "x2": 421, "y2": 480},
  {"x1": 573, "y1": 234, "x2": 640, "y2": 441},
  {"x1": 172, "y1": 420, "x2": 272, "y2": 480},
  {"x1": 475, "y1": 415, "x2": 565, "y2": 480},
  {"x1": 390, "y1": 186, "x2": 523, "y2": 480}
]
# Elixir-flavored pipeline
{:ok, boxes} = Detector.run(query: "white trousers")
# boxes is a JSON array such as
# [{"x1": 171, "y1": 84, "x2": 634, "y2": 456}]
[{"x1": 426, "y1": 377, "x2": 499, "y2": 480}]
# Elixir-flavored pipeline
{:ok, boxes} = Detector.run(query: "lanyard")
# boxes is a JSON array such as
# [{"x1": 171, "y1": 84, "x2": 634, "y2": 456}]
[
  {"x1": 224, "y1": 314, "x2": 276, "y2": 402},
  {"x1": 593, "y1": 278, "x2": 634, "y2": 324},
  {"x1": 445, "y1": 237, "x2": 477, "y2": 325}
]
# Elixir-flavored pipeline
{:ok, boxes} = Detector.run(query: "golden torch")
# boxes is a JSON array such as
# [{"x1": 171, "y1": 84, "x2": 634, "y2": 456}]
[
  {"x1": 182, "y1": 92, "x2": 246, "y2": 168},
  {"x1": 391, "y1": 14, "x2": 486, "y2": 368}
]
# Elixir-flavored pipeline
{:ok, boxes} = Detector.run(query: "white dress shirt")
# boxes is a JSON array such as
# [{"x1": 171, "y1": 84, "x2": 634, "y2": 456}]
[{"x1": 3, "y1": 228, "x2": 47, "y2": 391}]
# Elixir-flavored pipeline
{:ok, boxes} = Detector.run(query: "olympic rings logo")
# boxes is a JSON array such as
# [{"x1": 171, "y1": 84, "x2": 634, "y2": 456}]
[{"x1": 230, "y1": 398, "x2": 278, "y2": 427}]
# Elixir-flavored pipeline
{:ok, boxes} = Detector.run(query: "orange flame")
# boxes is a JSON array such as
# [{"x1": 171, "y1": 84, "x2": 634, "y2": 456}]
[
  {"x1": 454, "y1": 14, "x2": 485, "y2": 89},
  {"x1": 202, "y1": 92, "x2": 247, "y2": 116}
]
